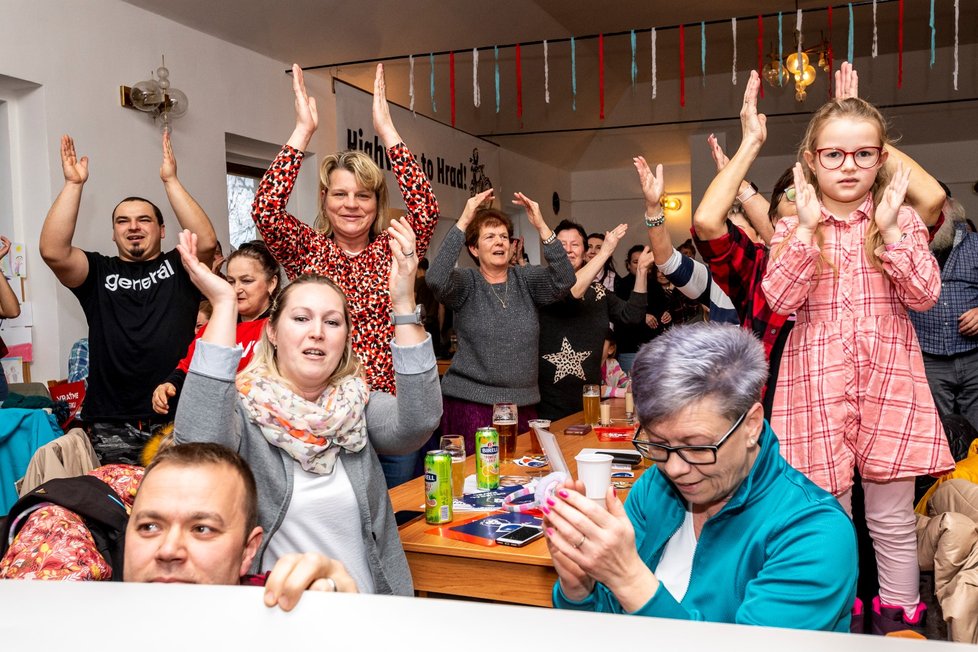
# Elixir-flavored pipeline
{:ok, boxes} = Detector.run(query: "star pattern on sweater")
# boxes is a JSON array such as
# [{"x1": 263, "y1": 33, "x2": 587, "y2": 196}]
[
  {"x1": 591, "y1": 282, "x2": 606, "y2": 300},
  {"x1": 543, "y1": 337, "x2": 591, "y2": 383}
]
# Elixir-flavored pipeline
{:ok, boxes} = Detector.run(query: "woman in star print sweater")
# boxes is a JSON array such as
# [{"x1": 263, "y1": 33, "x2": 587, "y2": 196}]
[{"x1": 252, "y1": 64, "x2": 438, "y2": 397}]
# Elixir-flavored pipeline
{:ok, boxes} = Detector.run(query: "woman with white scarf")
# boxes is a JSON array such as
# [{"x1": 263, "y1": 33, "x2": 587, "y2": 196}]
[{"x1": 173, "y1": 218, "x2": 440, "y2": 595}]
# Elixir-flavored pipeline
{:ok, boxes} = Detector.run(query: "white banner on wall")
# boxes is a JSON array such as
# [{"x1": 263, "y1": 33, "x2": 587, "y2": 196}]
[{"x1": 333, "y1": 80, "x2": 501, "y2": 252}]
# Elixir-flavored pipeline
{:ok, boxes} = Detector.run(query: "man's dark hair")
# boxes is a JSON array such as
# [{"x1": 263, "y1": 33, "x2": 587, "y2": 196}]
[
  {"x1": 627, "y1": 244, "x2": 645, "y2": 259},
  {"x1": 554, "y1": 219, "x2": 587, "y2": 244},
  {"x1": 143, "y1": 443, "x2": 258, "y2": 539},
  {"x1": 113, "y1": 196, "x2": 164, "y2": 226}
]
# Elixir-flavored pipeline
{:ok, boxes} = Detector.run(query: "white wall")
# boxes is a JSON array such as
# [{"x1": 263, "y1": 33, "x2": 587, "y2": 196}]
[{"x1": 0, "y1": 0, "x2": 342, "y2": 381}]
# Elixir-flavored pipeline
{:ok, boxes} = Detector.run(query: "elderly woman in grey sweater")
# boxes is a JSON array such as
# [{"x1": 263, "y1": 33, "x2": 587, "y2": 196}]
[
  {"x1": 427, "y1": 188, "x2": 575, "y2": 454},
  {"x1": 173, "y1": 218, "x2": 440, "y2": 596}
]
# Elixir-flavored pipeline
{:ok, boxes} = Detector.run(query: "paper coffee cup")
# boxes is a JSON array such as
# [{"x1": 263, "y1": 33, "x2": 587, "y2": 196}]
[{"x1": 574, "y1": 452, "x2": 614, "y2": 500}]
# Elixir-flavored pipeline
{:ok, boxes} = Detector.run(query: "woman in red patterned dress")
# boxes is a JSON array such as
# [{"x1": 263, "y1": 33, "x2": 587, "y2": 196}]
[{"x1": 252, "y1": 64, "x2": 439, "y2": 486}]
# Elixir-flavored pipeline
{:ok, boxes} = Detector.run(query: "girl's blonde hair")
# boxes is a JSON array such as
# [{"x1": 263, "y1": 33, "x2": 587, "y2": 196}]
[
  {"x1": 241, "y1": 274, "x2": 362, "y2": 390},
  {"x1": 779, "y1": 97, "x2": 892, "y2": 273},
  {"x1": 316, "y1": 150, "x2": 390, "y2": 239}
]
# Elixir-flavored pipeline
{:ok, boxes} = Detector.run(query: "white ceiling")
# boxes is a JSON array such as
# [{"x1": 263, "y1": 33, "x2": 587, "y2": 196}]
[{"x1": 123, "y1": 0, "x2": 975, "y2": 169}]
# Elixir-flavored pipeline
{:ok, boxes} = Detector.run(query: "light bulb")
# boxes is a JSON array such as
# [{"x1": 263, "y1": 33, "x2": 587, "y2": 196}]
[
  {"x1": 785, "y1": 51, "x2": 809, "y2": 75},
  {"x1": 129, "y1": 79, "x2": 162, "y2": 112},
  {"x1": 163, "y1": 88, "x2": 189, "y2": 119}
]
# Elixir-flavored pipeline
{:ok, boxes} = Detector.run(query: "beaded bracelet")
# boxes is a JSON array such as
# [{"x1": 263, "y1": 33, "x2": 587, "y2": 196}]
[{"x1": 644, "y1": 211, "x2": 666, "y2": 228}]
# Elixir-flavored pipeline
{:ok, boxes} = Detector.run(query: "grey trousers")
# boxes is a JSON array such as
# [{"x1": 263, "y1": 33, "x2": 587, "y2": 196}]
[{"x1": 922, "y1": 348, "x2": 978, "y2": 432}]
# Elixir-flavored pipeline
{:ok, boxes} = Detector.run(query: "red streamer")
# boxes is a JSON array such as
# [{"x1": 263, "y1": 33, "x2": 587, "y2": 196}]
[
  {"x1": 449, "y1": 51, "x2": 456, "y2": 127},
  {"x1": 516, "y1": 44, "x2": 523, "y2": 121},
  {"x1": 898, "y1": 0, "x2": 904, "y2": 88},
  {"x1": 827, "y1": 5, "x2": 834, "y2": 98},
  {"x1": 679, "y1": 25, "x2": 685, "y2": 107},
  {"x1": 757, "y1": 15, "x2": 764, "y2": 98},
  {"x1": 598, "y1": 34, "x2": 605, "y2": 119}
]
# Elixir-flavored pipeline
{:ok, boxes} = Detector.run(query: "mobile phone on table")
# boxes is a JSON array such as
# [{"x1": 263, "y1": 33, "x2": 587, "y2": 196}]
[
  {"x1": 564, "y1": 424, "x2": 592, "y2": 436},
  {"x1": 497, "y1": 525, "x2": 545, "y2": 547},
  {"x1": 394, "y1": 510, "x2": 424, "y2": 527}
]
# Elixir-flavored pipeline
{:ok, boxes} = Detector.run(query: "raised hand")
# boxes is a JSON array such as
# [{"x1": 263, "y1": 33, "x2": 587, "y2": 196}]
[
  {"x1": 387, "y1": 216, "x2": 419, "y2": 311},
  {"x1": 740, "y1": 70, "x2": 767, "y2": 147},
  {"x1": 373, "y1": 63, "x2": 402, "y2": 148},
  {"x1": 290, "y1": 64, "x2": 318, "y2": 142},
  {"x1": 458, "y1": 188, "x2": 494, "y2": 231},
  {"x1": 707, "y1": 134, "x2": 730, "y2": 172},
  {"x1": 636, "y1": 246, "x2": 655, "y2": 273},
  {"x1": 792, "y1": 162, "x2": 821, "y2": 237},
  {"x1": 601, "y1": 224, "x2": 629, "y2": 255},
  {"x1": 60, "y1": 135, "x2": 89, "y2": 185},
  {"x1": 512, "y1": 192, "x2": 548, "y2": 233},
  {"x1": 160, "y1": 131, "x2": 177, "y2": 183},
  {"x1": 0, "y1": 236, "x2": 11, "y2": 260},
  {"x1": 834, "y1": 61, "x2": 858, "y2": 100},
  {"x1": 176, "y1": 229, "x2": 235, "y2": 305},
  {"x1": 875, "y1": 161, "x2": 911, "y2": 242},
  {"x1": 632, "y1": 157, "x2": 664, "y2": 210}
]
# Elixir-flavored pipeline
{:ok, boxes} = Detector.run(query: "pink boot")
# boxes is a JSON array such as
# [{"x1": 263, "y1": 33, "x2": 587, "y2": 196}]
[
  {"x1": 869, "y1": 596, "x2": 927, "y2": 636},
  {"x1": 849, "y1": 597, "x2": 864, "y2": 634}
]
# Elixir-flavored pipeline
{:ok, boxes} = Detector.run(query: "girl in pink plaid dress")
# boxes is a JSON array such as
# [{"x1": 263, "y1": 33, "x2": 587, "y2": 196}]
[{"x1": 762, "y1": 95, "x2": 953, "y2": 632}]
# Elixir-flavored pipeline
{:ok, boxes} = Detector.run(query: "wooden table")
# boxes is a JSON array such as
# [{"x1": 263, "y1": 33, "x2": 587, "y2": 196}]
[{"x1": 389, "y1": 398, "x2": 643, "y2": 607}]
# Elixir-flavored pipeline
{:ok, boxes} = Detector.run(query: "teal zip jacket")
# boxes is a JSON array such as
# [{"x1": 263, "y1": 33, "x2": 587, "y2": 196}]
[{"x1": 553, "y1": 421, "x2": 857, "y2": 631}]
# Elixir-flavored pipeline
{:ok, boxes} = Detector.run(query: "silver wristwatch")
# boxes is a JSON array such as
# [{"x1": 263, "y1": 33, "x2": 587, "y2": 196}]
[{"x1": 390, "y1": 304, "x2": 424, "y2": 325}]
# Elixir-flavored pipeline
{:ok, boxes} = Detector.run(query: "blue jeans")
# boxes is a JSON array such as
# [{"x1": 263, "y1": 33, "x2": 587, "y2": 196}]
[
  {"x1": 378, "y1": 452, "x2": 421, "y2": 489},
  {"x1": 618, "y1": 352, "x2": 638, "y2": 375},
  {"x1": 922, "y1": 348, "x2": 978, "y2": 432}
]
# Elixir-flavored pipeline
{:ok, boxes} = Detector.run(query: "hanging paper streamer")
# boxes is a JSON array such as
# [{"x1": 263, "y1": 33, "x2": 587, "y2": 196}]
[
  {"x1": 848, "y1": 3, "x2": 854, "y2": 63},
  {"x1": 954, "y1": 0, "x2": 959, "y2": 90},
  {"x1": 827, "y1": 5, "x2": 834, "y2": 98},
  {"x1": 473, "y1": 48, "x2": 481, "y2": 108},
  {"x1": 599, "y1": 33, "x2": 605, "y2": 119},
  {"x1": 429, "y1": 53, "x2": 437, "y2": 112},
  {"x1": 897, "y1": 0, "x2": 904, "y2": 88},
  {"x1": 409, "y1": 55, "x2": 415, "y2": 113},
  {"x1": 650, "y1": 28, "x2": 657, "y2": 100},
  {"x1": 756, "y1": 15, "x2": 764, "y2": 98},
  {"x1": 516, "y1": 43, "x2": 523, "y2": 121},
  {"x1": 731, "y1": 18, "x2": 737, "y2": 85},
  {"x1": 778, "y1": 12, "x2": 784, "y2": 86},
  {"x1": 796, "y1": 9, "x2": 803, "y2": 83},
  {"x1": 544, "y1": 40, "x2": 550, "y2": 103},
  {"x1": 449, "y1": 52, "x2": 456, "y2": 127},
  {"x1": 872, "y1": 0, "x2": 878, "y2": 58},
  {"x1": 571, "y1": 37, "x2": 577, "y2": 111},
  {"x1": 700, "y1": 22, "x2": 706, "y2": 83},
  {"x1": 929, "y1": 0, "x2": 936, "y2": 67},
  {"x1": 679, "y1": 24, "x2": 686, "y2": 107},
  {"x1": 494, "y1": 46, "x2": 500, "y2": 114},
  {"x1": 631, "y1": 30, "x2": 638, "y2": 89}
]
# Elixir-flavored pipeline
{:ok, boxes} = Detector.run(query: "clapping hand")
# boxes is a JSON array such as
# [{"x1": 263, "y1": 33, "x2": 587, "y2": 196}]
[
  {"x1": 60, "y1": 135, "x2": 89, "y2": 185},
  {"x1": 834, "y1": 61, "x2": 859, "y2": 100},
  {"x1": 633, "y1": 157, "x2": 664, "y2": 211},
  {"x1": 387, "y1": 217, "x2": 419, "y2": 310},
  {"x1": 791, "y1": 162, "x2": 821, "y2": 238},
  {"x1": 373, "y1": 63, "x2": 402, "y2": 148},
  {"x1": 875, "y1": 161, "x2": 911, "y2": 243},
  {"x1": 160, "y1": 132, "x2": 177, "y2": 183},
  {"x1": 176, "y1": 229, "x2": 235, "y2": 305},
  {"x1": 291, "y1": 64, "x2": 318, "y2": 141}
]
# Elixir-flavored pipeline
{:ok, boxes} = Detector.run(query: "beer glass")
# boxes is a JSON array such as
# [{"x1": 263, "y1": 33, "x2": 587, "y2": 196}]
[
  {"x1": 492, "y1": 402, "x2": 518, "y2": 462},
  {"x1": 582, "y1": 384, "x2": 601, "y2": 425},
  {"x1": 440, "y1": 434, "x2": 466, "y2": 498}
]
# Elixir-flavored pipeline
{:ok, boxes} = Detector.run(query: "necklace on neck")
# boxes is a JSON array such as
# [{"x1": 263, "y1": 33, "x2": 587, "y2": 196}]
[{"x1": 482, "y1": 272, "x2": 509, "y2": 309}]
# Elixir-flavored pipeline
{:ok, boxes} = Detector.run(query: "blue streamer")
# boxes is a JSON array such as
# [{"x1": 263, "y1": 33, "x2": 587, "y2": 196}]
[
  {"x1": 571, "y1": 37, "x2": 577, "y2": 111},
  {"x1": 494, "y1": 46, "x2": 500, "y2": 114},
  {"x1": 930, "y1": 0, "x2": 936, "y2": 67},
  {"x1": 848, "y1": 4, "x2": 854, "y2": 63},
  {"x1": 701, "y1": 21, "x2": 706, "y2": 81},
  {"x1": 777, "y1": 12, "x2": 783, "y2": 86},
  {"x1": 630, "y1": 30, "x2": 637, "y2": 87},
  {"x1": 429, "y1": 53, "x2": 436, "y2": 112}
]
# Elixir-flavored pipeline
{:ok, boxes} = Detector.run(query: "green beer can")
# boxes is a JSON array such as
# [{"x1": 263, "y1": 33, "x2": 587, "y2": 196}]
[
  {"x1": 425, "y1": 450, "x2": 454, "y2": 524},
  {"x1": 475, "y1": 426, "x2": 500, "y2": 490}
]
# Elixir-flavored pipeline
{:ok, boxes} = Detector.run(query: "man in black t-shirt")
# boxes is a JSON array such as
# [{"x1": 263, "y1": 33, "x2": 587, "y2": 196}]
[{"x1": 40, "y1": 133, "x2": 216, "y2": 464}]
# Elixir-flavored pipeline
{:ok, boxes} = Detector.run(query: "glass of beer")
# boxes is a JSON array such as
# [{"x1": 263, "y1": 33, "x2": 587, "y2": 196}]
[
  {"x1": 492, "y1": 402, "x2": 518, "y2": 462},
  {"x1": 583, "y1": 384, "x2": 601, "y2": 425},
  {"x1": 440, "y1": 434, "x2": 466, "y2": 499}
]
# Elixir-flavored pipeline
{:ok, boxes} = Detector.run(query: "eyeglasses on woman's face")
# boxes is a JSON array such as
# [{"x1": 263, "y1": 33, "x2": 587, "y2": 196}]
[{"x1": 631, "y1": 410, "x2": 748, "y2": 465}]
